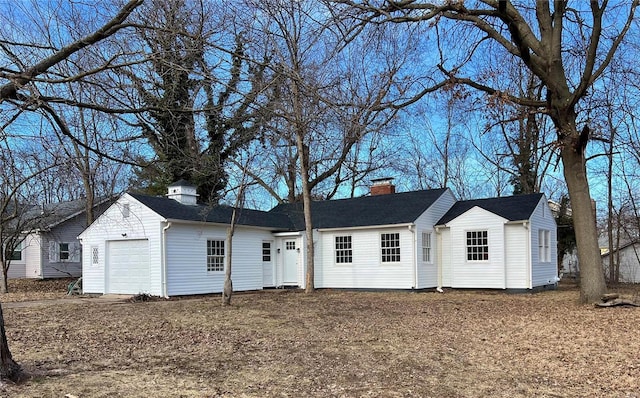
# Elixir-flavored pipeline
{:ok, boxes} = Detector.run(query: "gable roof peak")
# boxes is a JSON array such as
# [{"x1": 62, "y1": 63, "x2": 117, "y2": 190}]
[{"x1": 437, "y1": 192, "x2": 545, "y2": 225}]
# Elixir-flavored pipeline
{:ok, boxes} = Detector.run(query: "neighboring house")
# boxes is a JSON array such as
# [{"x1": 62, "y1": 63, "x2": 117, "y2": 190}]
[
  {"x1": 435, "y1": 194, "x2": 559, "y2": 290},
  {"x1": 9, "y1": 198, "x2": 110, "y2": 279},
  {"x1": 602, "y1": 241, "x2": 640, "y2": 283},
  {"x1": 79, "y1": 179, "x2": 559, "y2": 296}
]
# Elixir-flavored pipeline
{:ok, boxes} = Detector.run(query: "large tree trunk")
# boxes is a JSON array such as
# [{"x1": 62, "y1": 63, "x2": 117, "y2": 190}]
[
  {"x1": 561, "y1": 140, "x2": 607, "y2": 303},
  {"x1": 0, "y1": 303, "x2": 21, "y2": 381}
]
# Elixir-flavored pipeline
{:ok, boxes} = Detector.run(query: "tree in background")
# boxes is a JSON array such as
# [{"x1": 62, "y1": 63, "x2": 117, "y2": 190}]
[
  {"x1": 241, "y1": 0, "x2": 409, "y2": 290},
  {"x1": 121, "y1": 0, "x2": 277, "y2": 203},
  {"x1": 335, "y1": 1, "x2": 639, "y2": 302},
  {"x1": 0, "y1": 0, "x2": 142, "y2": 381},
  {"x1": 555, "y1": 195, "x2": 576, "y2": 276}
]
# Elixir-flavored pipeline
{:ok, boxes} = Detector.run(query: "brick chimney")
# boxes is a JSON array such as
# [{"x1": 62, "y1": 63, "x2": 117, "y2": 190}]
[{"x1": 370, "y1": 177, "x2": 396, "y2": 196}]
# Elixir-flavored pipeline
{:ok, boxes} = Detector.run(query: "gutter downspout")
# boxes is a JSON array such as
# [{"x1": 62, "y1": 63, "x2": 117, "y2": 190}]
[
  {"x1": 435, "y1": 226, "x2": 442, "y2": 291},
  {"x1": 523, "y1": 221, "x2": 531, "y2": 289},
  {"x1": 162, "y1": 221, "x2": 172, "y2": 298},
  {"x1": 409, "y1": 224, "x2": 417, "y2": 289}
]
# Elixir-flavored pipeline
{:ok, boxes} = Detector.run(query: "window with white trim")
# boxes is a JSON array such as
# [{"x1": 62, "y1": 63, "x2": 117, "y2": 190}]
[
  {"x1": 539, "y1": 229, "x2": 550, "y2": 263},
  {"x1": 422, "y1": 232, "x2": 432, "y2": 262},
  {"x1": 285, "y1": 241, "x2": 296, "y2": 251},
  {"x1": 207, "y1": 239, "x2": 225, "y2": 272},
  {"x1": 335, "y1": 236, "x2": 352, "y2": 264},
  {"x1": 10, "y1": 241, "x2": 22, "y2": 261},
  {"x1": 466, "y1": 230, "x2": 489, "y2": 261},
  {"x1": 48, "y1": 241, "x2": 80, "y2": 263},
  {"x1": 381, "y1": 233, "x2": 400, "y2": 263},
  {"x1": 59, "y1": 243, "x2": 70, "y2": 261}
]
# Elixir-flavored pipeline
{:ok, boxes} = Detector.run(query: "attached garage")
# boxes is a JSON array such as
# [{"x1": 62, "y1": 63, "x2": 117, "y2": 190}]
[{"x1": 106, "y1": 239, "x2": 150, "y2": 294}]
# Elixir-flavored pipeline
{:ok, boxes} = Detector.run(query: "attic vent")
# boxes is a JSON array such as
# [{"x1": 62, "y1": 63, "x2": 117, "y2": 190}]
[{"x1": 370, "y1": 177, "x2": 396, "y2": 196}]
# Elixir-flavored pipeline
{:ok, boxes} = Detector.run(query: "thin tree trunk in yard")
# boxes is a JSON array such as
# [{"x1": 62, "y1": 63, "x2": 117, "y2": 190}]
[
  {"x1": 0, "y1": 258, "x2": 7, "y2": 294},
  {"x1": 296, "y1": 137, "x2": 315, "y2": 293},
  {"x1": 561, "y1": 143, "x2": 607, "y2": 303},
  {"x1": 222, "y1": 223, "x2": 234, "y2": 306}
]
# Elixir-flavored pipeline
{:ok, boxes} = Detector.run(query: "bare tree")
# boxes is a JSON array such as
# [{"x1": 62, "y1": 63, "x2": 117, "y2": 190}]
[
  {"x1": 0, "y1": 0, "x2": 142, "y2": 381},
  {"x1": 115, "y1": 0, "x2": 277, "y2": 203},
  {"x1": 334, "y1": 1, "x2": 640, "y2": 302},
  {"x1": 242, "y1": 0, "x2": 406, "y2": 291}
]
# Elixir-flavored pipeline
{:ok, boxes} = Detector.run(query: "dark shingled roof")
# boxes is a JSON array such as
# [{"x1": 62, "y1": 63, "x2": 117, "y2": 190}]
[
  {"x1": 269, "y1": 188, "x2": 449, "y2": 230},
  {"x1": 436, "y1": 193, "x2": 544, "y2": 225},
  {"x1": 129, "y1": 193, "x2": 292, "y2": 230},
  {"x1": 12, "y1": 197, "x2": 112, "y2": 232}
]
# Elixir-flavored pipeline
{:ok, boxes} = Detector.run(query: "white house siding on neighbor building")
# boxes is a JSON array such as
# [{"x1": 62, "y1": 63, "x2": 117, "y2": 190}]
[
  {"x1": 6, "y1": 246, "x2": 26, "y2": 279},
  {"x1": 164, "y1": 222, "x2": 273, "y2": 296},
  {"x1": 80, "y1": 194, "x2": 164, "y2": 295},
  {"x1": 603, "y1": 244, "x2": 640, "y2": 283},
  {"x1": 42, "y1": 216, "x2": 85, "y2": 278},
  {"x1": 8, "y1": 220, "x2": 83, "y2": 280},
  {"x1": 530, "y1": 199, "x2": 558, "y2": 287},
  {"x1": 414, "y1": 189, "x2": 457, "y2": 289}
]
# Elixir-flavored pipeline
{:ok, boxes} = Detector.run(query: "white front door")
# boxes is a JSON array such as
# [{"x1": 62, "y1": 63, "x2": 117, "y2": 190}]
[{"x1": 282, "y1": 239, "x2": 298, "y2": 284}]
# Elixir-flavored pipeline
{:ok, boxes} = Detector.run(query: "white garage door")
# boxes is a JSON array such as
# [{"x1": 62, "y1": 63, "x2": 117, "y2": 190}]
[{"x1": 107, "y1": 239, "x2": 150, "y2": 294}]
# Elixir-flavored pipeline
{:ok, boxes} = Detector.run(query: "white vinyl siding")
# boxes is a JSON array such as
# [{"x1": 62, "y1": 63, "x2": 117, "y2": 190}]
[
  {"x1": 504, "y1": 223, "x2": 529, "y2": 289},
  {"x1": 79, "y1": 193, "x2": 164, "y2": 295},
  {"x1": 415, "y1": 189, "x2": 457, "y2": 289},
  {"x1": 315, "y1": 228, "x2": 414, "y2": 289},
  {"x1": 165, "y1": 223, "x2": 267, "y2": 296},
  {"x1": 446, "y1": 207, "x2": 507, "y2": 289},
  {"x1": 531, "y1": 198, "x2": 558, "y2": 287}
]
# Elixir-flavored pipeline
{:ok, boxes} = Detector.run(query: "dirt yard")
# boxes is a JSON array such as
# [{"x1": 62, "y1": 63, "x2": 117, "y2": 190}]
[{"x1": 1, "y1": 280, "x2": 639, "y2": 397}]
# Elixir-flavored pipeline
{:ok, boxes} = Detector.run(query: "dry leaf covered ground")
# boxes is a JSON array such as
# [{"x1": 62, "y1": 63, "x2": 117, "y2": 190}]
[{"x1": 1, "y1": 279, "x2": 640, "y2": 397}]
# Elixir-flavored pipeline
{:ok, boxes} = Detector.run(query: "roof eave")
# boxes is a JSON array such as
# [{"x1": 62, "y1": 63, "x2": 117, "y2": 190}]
[
  {"x1": 317, "y1": 222, "x2": 414, "y2": 232},
  {"x1": 163, "y1": 217, "x2": 289, "y2": 231}
]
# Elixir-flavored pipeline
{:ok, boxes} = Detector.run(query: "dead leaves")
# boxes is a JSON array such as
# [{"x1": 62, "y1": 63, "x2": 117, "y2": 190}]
[{"x1": 2, "y1": 281, "x2": 640, "y2": 397}]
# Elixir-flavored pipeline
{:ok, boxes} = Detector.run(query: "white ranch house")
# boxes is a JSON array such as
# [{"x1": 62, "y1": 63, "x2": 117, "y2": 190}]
[{"x1": 79, "y1": 180, "x2": 559, "y2": 296}]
